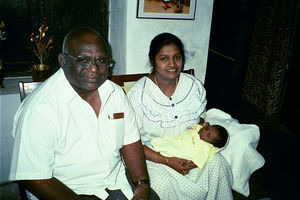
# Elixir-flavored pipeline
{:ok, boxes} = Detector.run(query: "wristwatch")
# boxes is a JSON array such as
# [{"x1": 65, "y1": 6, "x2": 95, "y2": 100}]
[{"x1": 133, "y1": 179, "x2": 150, "y2": 187}]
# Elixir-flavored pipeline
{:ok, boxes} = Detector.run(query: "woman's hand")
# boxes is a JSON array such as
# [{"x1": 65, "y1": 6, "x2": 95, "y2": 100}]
[
  {"x1": 144, "y1": 145, "x2": 197, "y2": 175},
  {"x1": 166, "y1": 157, "x2": 197, "y2": 175}
]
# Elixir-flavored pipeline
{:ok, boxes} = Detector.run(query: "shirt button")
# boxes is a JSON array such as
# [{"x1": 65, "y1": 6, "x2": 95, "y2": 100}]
[
  {"x1": 169, "y1": 97, "x2": 172, "y2": 100},
  {"x1": 171, "y1": 103, "x2": 174, "y2": 107},
  {"x1": 175, "y1": 116, "x2": 178, "y2": 119}
]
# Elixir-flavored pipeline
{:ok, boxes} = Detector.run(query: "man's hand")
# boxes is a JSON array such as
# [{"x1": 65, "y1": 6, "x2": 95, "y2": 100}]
[{"x1": 132, "y1": 183, "x2": 150, "y2": 200}]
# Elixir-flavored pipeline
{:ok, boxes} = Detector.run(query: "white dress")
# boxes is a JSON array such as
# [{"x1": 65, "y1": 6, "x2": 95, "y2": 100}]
[{"x1": 127, "y1": 73, "x2": 233, "y2": 200}]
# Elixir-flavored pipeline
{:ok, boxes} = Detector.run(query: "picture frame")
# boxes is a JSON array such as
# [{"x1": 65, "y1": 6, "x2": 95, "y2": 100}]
[{"x1": 137, "y1": 0, "x2": 197, "y2": 20}]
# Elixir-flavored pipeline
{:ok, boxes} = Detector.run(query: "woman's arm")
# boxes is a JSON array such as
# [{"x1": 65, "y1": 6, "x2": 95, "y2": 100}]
[
  {"x1": 144, "y1": 145, "x2": 197, "y2": 175},
  {"x1": 20, "y1": 178, "x2": 81, "y2": 200}
]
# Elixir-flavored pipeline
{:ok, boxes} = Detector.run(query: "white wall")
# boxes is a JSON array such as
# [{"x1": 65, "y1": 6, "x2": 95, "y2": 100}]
[
  {"x1": 108, "y1": 0, "x2": 127, "y2": 75},
  {"x1": 109, "y1": 0, "x2": 214, "y2": 82}
]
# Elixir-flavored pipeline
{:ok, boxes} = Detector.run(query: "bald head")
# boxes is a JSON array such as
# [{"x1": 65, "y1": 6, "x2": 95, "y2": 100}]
[{"x1": 62, "y1": 27, "x2": 109, "y2": 56}]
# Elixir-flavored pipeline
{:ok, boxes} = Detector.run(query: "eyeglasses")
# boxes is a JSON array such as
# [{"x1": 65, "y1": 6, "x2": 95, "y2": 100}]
[{"x1": 64, "y1": 53, "x2": 114, "y2": 69}]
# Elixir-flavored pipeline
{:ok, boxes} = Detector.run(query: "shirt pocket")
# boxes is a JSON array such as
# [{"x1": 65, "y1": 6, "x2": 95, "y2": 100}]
[{"x1": 106, "y1": 117, "x2": 125, "y2": 152}]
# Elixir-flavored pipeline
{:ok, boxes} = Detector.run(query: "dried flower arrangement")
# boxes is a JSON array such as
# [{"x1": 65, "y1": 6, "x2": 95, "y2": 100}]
[{"x1": 28, "y1": 17, "x2": 54, "y2": 70}]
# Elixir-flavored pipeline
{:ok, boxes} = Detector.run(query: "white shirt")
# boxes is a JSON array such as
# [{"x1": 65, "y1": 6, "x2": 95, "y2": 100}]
[{"x1": 9, "y1": 68, "x2": 140, "y2": 199}]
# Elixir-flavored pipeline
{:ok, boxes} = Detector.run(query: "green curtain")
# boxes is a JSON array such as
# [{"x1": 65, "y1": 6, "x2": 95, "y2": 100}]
[{"x1": 242, "y1": 0, "x2": 296, "y2": 116}]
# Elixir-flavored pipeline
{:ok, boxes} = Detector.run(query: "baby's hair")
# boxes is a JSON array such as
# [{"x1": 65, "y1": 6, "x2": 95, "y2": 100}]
[{"x1": 211, "y1": 125, "x2": 228, "y2": 148}]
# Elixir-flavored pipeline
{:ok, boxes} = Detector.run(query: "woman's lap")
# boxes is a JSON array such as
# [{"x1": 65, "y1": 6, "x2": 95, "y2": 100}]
[{"x1": 147, "y1": 153, "x2": 233, "y2": 200}]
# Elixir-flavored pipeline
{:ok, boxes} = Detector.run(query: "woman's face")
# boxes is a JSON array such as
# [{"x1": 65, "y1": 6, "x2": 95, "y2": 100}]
[{"x1": 153, "y1": 43, "x2": 183, "y2": 80}]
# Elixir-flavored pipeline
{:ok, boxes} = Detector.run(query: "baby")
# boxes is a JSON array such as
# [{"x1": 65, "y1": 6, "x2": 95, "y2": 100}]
[{"x1": 151, "y1": 123, "x2": 228, "y2": 169}]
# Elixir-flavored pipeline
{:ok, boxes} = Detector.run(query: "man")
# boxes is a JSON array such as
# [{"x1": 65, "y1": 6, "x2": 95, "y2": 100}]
[{"x1": 9, "y1": 27, "x2": 157, "y2": 200}]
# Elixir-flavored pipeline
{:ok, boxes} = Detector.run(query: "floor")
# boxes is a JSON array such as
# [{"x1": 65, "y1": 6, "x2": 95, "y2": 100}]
[{"x1": 233, "y1": 100, "x2": 300, "y2": 200}]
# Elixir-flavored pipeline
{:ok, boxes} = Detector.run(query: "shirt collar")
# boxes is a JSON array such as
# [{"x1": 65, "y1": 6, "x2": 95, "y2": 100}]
[
  {"x1": 98, "y1": 80, "x2": 115, "y2": 111},
  {"x1": 56, "y1": 68, "x2": 79, "y2": 104}
]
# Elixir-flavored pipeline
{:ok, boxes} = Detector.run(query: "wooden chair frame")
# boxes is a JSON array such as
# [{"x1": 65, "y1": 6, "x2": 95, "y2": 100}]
[{"x1": 110, "y1": 69, "x2": 194, "y2": 87}]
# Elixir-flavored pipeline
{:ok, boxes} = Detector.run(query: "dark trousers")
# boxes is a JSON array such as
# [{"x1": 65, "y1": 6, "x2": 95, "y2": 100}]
[
  {"x1": 79, "y1": 171, "x2": 160, "y2": 200},
  {"x1": 79, "y1": 188, "x2": 159, "y2": 200}
]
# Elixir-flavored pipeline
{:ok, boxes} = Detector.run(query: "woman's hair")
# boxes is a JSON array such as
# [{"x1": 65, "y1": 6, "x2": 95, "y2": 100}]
[
  {"x1": 211, "y1": 125, "x2": 228, "y2": 148},
  {"x1": 148, "y1": 32, "x2": 185, "y2": 72}
]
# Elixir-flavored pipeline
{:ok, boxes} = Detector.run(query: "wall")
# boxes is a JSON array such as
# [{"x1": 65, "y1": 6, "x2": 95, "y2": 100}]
[
  {"x1": 109, "y1": 0, "x2": 214, "y2": 82},
  {"x1": 109, "y1": 0, "x2": 127, "y2": 75}
]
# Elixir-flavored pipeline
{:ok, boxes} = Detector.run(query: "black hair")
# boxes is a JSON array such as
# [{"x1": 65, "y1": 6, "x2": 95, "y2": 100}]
[
  {"x1": 148, "y1": 32, "x2": 185, "y2": 72},
  {"x1": 211, "y1": 125, "x2": 228, "y2": 148}
]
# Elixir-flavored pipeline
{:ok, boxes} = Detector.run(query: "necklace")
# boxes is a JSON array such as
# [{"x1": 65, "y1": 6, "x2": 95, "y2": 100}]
[{"x1": 154, "y1": 74, "x2": 178, "y2": 86}]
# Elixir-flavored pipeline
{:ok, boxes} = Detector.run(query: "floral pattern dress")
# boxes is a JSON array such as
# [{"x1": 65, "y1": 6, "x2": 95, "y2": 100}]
[{"x1": 127, "y1": 73, "x2": 233, "y2": 200}]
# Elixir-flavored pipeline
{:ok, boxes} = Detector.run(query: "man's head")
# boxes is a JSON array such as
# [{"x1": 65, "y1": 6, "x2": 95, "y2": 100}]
[
  {"x1": 198, "y1": 124, "x2": 228, "y2": 148},
  {"x1": 58, "y1": 27, "x2": 113, "y2": 94}
]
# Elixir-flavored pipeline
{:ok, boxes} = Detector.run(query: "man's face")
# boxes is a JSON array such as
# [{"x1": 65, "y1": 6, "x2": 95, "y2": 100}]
[{"x1": 62, "y1": 33, "x2": 110, "y2": 93}]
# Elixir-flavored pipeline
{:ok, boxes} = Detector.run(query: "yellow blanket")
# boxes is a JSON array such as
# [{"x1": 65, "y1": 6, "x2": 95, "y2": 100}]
[{"x1": 151, "y1": 124, "x2": 221, "y2": 169}]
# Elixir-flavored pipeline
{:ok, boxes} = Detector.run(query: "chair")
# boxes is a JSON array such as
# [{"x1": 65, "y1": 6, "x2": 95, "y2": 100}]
[
  {"x1": 18, "y1": 81, "x2": 43, "y2": 102},
  {"x1": 110, "y1": 68, "x2": 194, "y2": 93}
]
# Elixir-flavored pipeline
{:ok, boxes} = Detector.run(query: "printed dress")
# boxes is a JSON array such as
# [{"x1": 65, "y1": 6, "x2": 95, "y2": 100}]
[{"x1": 127, "y1": 73, "x2": 233, "y2": 200}]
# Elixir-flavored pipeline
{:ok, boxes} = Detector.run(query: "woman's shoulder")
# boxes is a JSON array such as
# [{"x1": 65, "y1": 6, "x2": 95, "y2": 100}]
[
  {"x1": 180, "y1": 72, "x2": 204, "y2": 88},
  {"x1": 127, "y1": 76, "x2": 148, "y2": 97},
  {"x1": 128, "y1": 76, "x2": 150, "y2": 90}
]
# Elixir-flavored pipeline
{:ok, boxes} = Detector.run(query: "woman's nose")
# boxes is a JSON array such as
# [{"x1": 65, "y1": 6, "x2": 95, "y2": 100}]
[{"x1": 169, "y1": 58, "x2": 176, "y2": 66}]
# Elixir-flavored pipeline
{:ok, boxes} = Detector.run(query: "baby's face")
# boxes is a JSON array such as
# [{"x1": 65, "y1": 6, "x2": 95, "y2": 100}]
[{"x1": 198, "y1": 125, "x2": 219, "y2": 144}]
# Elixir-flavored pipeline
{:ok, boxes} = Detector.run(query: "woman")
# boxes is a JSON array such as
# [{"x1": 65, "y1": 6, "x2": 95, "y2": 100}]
[{"x1": 127, "y1": 33, "x2": 233, "y2": 200}]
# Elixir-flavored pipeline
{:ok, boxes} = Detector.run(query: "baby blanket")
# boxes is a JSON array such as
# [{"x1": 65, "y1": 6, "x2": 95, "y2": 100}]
[
  {"x1": 150, "y1": 124, "x2": 221, "y2": 170},
  {"x1": 205, "y1": 108, "x2": 265, "y2": 197}
]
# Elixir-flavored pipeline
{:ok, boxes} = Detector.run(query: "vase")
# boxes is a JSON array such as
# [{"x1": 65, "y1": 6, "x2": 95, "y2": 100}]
[{"x1": 31, "y1": 64, "x2": 51, "y2": 82}]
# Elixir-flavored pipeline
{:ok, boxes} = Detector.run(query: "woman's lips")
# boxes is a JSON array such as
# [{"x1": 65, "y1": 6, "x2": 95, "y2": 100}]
[{"x1": 167, "y1": 69, "x2": 177, "y2": 73}]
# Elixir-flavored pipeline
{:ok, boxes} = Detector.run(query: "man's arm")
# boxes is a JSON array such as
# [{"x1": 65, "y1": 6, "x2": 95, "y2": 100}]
[
  {"x1": 20, "y1": 177, "x2": 81, "y2": 200},
  {"x1": 121, "y1": 140, "x2": 150, "y2": 200}
]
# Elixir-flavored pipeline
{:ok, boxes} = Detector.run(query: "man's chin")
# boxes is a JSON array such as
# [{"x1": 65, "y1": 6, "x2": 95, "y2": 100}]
[{"x1": 83, "y1": 82, "x2": 103, "y2": 91}]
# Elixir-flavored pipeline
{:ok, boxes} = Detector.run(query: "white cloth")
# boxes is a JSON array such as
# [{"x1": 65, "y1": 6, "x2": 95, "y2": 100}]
[
  {"x1": 9, "y1": 68, "x2": 140, "y2": 200},
  {"x1": 127, "y1": 73, "x2": 233, "y2": 200},
  {"x1": 205, "y1": 108, "x2": 265, "y2": 197}
]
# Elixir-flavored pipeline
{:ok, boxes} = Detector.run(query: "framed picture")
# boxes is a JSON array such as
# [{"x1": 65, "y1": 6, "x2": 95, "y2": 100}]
[{"x1": 137, "y1": 0, "x2": 197, "y2": 20}]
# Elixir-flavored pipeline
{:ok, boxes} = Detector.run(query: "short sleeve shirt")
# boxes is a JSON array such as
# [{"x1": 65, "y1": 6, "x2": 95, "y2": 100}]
[{"x1": 9, "y1": 68, "x2": 140, "y2": 199}]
